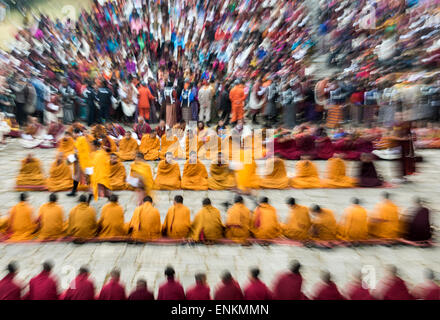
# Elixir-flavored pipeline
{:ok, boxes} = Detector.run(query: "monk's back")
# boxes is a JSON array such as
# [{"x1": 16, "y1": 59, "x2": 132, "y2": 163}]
[
  {"x1": 38, "y1": 203, "x2": 64, "y2": 239},
  {"x1": 99, "y1": 203, "x2": 126, "y2": 238},
  {"x1": 68, "y1": 203, "x2": 97, "y2": 239},
  {"x1": 163, "y1": 204, "x2": 191, "y2": 238},
  {"x1": 9, "y1": 202, "x2": 36, "y2": 240},
  {"x1": 191, "y1": 205, "x2": 224, "y2": 241}
]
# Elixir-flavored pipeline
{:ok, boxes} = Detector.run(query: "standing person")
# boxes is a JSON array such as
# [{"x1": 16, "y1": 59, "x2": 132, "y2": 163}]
[
  {"x1": 163, "y1": 80, "x2": 178, "y2": 128},
  {"x1": 264, "y1": 77, "x2": 280, "y2": 127},
  {"x1": 180, "y1": 79, "x2": 194, "y2": 123},
  {"x1": 198, "y1": 79, "x2": 214, "y2": 123},
  {"x1": 248, "y1": 79, "x2": 265, "y2": 125},
  {"x1": 0, "y1": 262, "x2": 22, "y2": 300},
  {"x1": 190, "y1": 81, "x2": 200, "y2": 121},
  {"x1": 138, "y1": 81, "x2": 155, "y2": 122},
  {"x1": 229, "y1": 79, "x2": 246, "y2": 125},
  {"x1": 84, "y1": 80, "x2": 98, "y2": 126},
  {"x1": 97, "y1": 80, "x2": 113, "y2": 124},
  {"x1": 390, "y1": 119, "x2": 416, "y2": 183},
  {"x1": 10, "y1": 76, "x2": 27, "y2": 126},
  {"x1": 219, "y1": 82, "x2": 231, "y2": 125},
  {"x1": 59, "y1": 78, "x2": 76, "y2": 124},
  {"x1": 30, "y1": 73, "x2": 48, "y2": 125}
]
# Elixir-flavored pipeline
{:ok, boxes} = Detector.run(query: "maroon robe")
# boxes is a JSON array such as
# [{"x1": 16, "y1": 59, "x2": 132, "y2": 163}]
[
  {"x1": 380, "y1": 276, "x2": 414, "y2": 300},
  {"x1": 273, "y1": 272, "x2": 304, "y2": 300},
  {"x1": 157, "y1": 278, "x2": 185, "y2": 300},
  {"x1": 156, "y1": 125, "x2": 166, "y2": 138},
  {"x1": 345, "y1": 282, "x2": 374, "y2": 300},
  {"x1": 186, "y1": 283, "x2": 211, "y2": 300},
  {"x1": 315, "y1": 136, "x2": 334, "y2": 160},
  {"x1": 406, "y1": 206, "x2": 431, "y2": 241},
  {"x1": 62, "y1": 274, "x2": 95, "y2": 300},
  {"x1": 0, "y1": 274, "x2": 21, "y2": 300},
  {"x1": 313, "y1": 281, "x2": 344, "y2": 300},
  {"x1": 414, "y1": 281, "x2": 440, "y2": 300},
  {"x1": 296, "y1": 134, "x2": 316, "y2": 158},
  {"x1": 357, "y1": 161, "x2": 383, "y2": 187},
  {"x1": 26, "y1": 271, "x2": 59, "y2": 300},
  {"x1": 98, "y1": 279, "x2": 126, "y2": 300},
  {"x1": 128, "y1": 288, "x2": 155, "y2": 300},
  {"x1": 133, "y1": 122, "x2": 152, "y2": 139},
  {"x1": 214, "y1": 279, "x2": 244, "y2": 300},
  {"x1": 244, "y1": 279, "x2": 273, "y2": 300},
  {"x1": 273, "y1": 138, "x2": 302, "y2": 160}
]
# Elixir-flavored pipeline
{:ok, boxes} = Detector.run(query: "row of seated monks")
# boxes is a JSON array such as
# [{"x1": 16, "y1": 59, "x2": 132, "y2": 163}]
[
  {"x1": 0, "y1": 261, "x2": 438, "y2": 300},
  {"x1": 16, "y1": 150, "x2": 384, "y2": 194},
  {"x1": 0, "y1": 191, "x2": 431, "y2": 243}
]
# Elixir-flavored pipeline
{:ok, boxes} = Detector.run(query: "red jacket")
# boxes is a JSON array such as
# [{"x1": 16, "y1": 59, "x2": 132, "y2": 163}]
[
  {"x1": 244, "y1": 279, "x2": 273, "y2": 300},
  {"x1": 214, "y1": 279, "x2": 243, "y2": 300},
  {"x1": 62, "y1": 274, "x2": 95, "y2": 300},
  {"x1": 273, "y1": 272, "x2": 304, "y2": 300},
  {"x1": 157, "y1": 278, "x2": 185, "y2": 300},
  {"x1": 26, "y1": 271, "x2": 59, "y2": 300},
  {"x1": 186, "y1": 283, "x2": 211, "y2": 300},
  {"x1": 98, "y1": 279, "x2": 126, "y2": 300}
]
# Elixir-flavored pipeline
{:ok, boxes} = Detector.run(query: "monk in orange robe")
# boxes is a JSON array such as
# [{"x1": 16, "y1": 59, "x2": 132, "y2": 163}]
[
  {"x1": 185, "y1": 129, "x2": 199, "y2": 160},
  {"x1": 36, "y1": 193, "x2": 65, "y2": 240},
  {"x1": 109, "y1": 154, "x2": 127, "y2": 191},
  {"x1": 198, "y1": 134, "x2": 222, "y2": 160},
  {"x1": 139, "y1": 132, "x2": 160, "y2": 160},
  {"x1": 368, "y1": 192, "x2": 401, "y2": 239},
  {"x1": 154, "y1": 152, "x2": 181, "y2": 190},
  {"x1": 66, "y1": 195, "x2": 98, "y2": 239},
  {"x1": 159, "y1": 129, "x2": 181, "y2": 160},
  {"x1": 225, "y1": 195, "x2": 251, "y2": 242},
  {"x1": 117, "y1": 131, "x2": 139, "y2": 161},
  {"x1": 282, "y1": 198, "x2": 311, "y2": 240},
  {"x1": 47, "y1": 153, "x2": 73, "y2": 192},
  {"x1": 337, "y1": 198, "x2": 368, "y2": 241},
  {"x1": 208, "y1": 152, "x2": 236, "y2": 190},
  {"x1": 57, "y1": 132, "x2": 75, "y2": 157},
  {"x1": 129, "y1": 196, "x2": 161, "y2": 241},
  {"x1": 190, "y1": 198, "x2": 224, "y2": 242},
  {"x1": 90, "y1": 141, "x2": 112, "y2": 201},
  {"x1": 251, "y1": 197, "x2": 280, "y2": 239},
  {"x1": 98, "y1": 195, "x2": 128, "y2": 239},
  {"x1": 323, "y1": 155, "x2": 356, "y2": 188},
  {"x1": 235, "y1": 150, "x2": 260, "y2": 192},
  {"x1": 259, "y1": 156, "x2": 289, "y2": 189},
  {"x1": 5, "y1": 193, "x2": 37, "y2": 241},
  {"x1": 290, "y1": 156, "x2": 323, "y2": 189},
  {"x1": 310, "y1": 205, "x2": 337, "y2": 240},
  {"x1": 15, "y1": 154, "x2": 47, "y2": 191},
  {"x1": 181, "y1": 151, "x2": 208, "y2": 190},
  {"x1": 73, "y1": 130, "x2": 92, "y2": 174},
  {"x1": 128, "y1": 153, "x2": 154, "y2": 204},
  {"x1": 162, "y1": 195, "x2": 191, "y2": 239}
]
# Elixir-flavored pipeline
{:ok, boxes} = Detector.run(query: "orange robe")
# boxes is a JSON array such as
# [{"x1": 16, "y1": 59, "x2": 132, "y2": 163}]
[
  {"x1": 198, "y1": 136, "x2": 222, "y2": 160},
  {"x1": 337, "y1": 204, "x2": 368, "y2": 240},
  {"x1": 109, "y1": 161, "x2": 127, "y2": 190},
  {"x1": 57, "y1": 137, "x2": 75, "y2": 157},
  {"x1": 312, "y1": 208, "x2": 337, "y2": 240},
  {"x1": 139, "y1": 135, "x2": 160, "y2": 160},
  {"x1": 282, "y1": 204, "x2": 311, "y2": 240},
  {"x1": 368, "y1": 200, "x2": 401, "y2": 239},
  {"x1": 129, "y1": 202, "x2": 161, "y2": 240},
  {"x1": 98, "y1": 202, "x2": 128, "y2": 239},
  {"x1": 129, "y1": 160, "x2": 154, "y2": 195},
  {"x1": 6, "y1": 202, "x2": 37, "y2": 241},
  {"x1": 323, "y1": 158, "x2": 356, "y2": 188},
  {"x1": 251, "y1": 203, "x2": 280, "y2": 239},
  {"x1": 37, "y1": 202, "x2": 65, "y2": 240},
  {"x1": 181, "y1": 160, "x2": 208, "y2": 190},
  {"x1": 154, "y1": 161, "x2": 181, "y2": 190},
  {"x1": 67, "y1": 203, "x2": 98, "y2": 239},
  {"x1": 289, "y1": 160, "x2": 323, "y2": 189},
  {"x1": 225, "y1": 203, "x2": 251, "y2": 241},
  {"x1": 235, "y1": 157, "x2": 260, "y2": 191},
  {"x1": 15, "y1": 158, "x2": 47, "y2": 191},
  {"x1": 161, "y1": 203, "x2": 191, "y2": 239},
  {"x1": 208, "y1": 162, "x2": 236, "y2": 190},
  {"x1": 159, "y1": 135, "x2": 181, "y2": 159},
  {"x1": 117, "y1": 137, "x2": 138, "y2": 161},
  {"x1": 91, "y1": 149, "x2": 111, "y2": 200},
  {"x1": 259, "y1": 158, "x2": 289, "y2": 189},
  {"x1": 190, "y1": 205, "x2": 224, "y2": 241},
  {"x1": 74, "y1": 136, "x2": 92, "y2": 171},
  {"x1": 47, "y1": 160, "x2": 73, "y2": 192}
]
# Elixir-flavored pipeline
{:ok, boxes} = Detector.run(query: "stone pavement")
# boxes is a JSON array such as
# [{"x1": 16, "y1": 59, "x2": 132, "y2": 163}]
[{"x1": 0, "y1": 141, "x2": 439, "y2": 296}]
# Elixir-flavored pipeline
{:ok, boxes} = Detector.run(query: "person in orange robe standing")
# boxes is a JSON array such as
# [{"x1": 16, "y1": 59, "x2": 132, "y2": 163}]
[
  {"x1": 98, "y1": 268, "x2": 127, "y2": 300},
  {"x1": 186, "y1": 273, "x2": 211, "y2": 300},
  {"x1": 229, "y1": 79, "x2": 246, "y2": 124},
  {"x1": 162, "y1": 195, "x2": 191, "y2": 239},
  {"x1": 62, "y1": 266, "x2": 95, "y2": 300},
  {"x1": 243, "y1": 268, "x2": 273, "y2": 300},
  {"x1": 137, "y1": 81, "x2": 155, "y2": 121}
]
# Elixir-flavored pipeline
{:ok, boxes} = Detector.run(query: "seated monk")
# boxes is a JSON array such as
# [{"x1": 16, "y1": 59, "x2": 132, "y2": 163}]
[
  {"x1": 116, "y1": 131, "x2": 138, "y2": 161},
  {"x1": 373, "y1": 265, "x2": 414, "y2": 300},
  {"x1": 4, "y1": 193, "x2": 38, "y2": 241},
  {"x1": 282, "y1": 198, "x2": 311, "y2": 240},
  {"x1": 289, "y1": 156, "x2": 323, "y2": 189},
  {"x1": 225, "y1": 195, "x2": 251, "y2": 242},
  {"x1": 323, "y1": 154, "x2": 356, "y2": 188},
  {"x1": 159, "y1": 129, "x2": 182, "y2": 160},
  {"x1": 139, "y1": 131, "x2": 160, "y2": 160},
  {"x1": 66, "y1": 195, "x2": 98, "y2": 239},
  {"x1": 185, "y1": 129, "x2": 200, "y2": 160},
  {"x1": 15, "y1": 153, "x2": 47, "y2": 191},
  {"x1": 181, "y1": 151, "x2": 208, "y2": 190},
  {"x1": 402, "y1": 197, "x2": 432, "y2": 242},
  {"x1": 295, "y1": 130, "x2": 316, "y2": 159},
  {"x1": 235, "y1": 150, "x2": 261, "y2": 192},
  {"x1": 154, "y1": 152, "x2": 181, "y2": 190},
  {"x1": 411, "y1": 269, "x2": 440, "y2": 300},
  {"x1": 47, "y1": 153, "x2": 73, "y2": 192},
  {"x1": 251, "y1": 197, "x2": 281, "y2": 239},
  {"x1": 312, "y1": 271, "x2": 344, "y2": 300},
  {"x1": 259, "y1": 155, "x2": 289, "y2": 189},
  {"x1": 109, "y1": 153, "x2": 127, "y2": 191},
  {"x1": 36, "y1": 193, "x2": 65, "y2": 240},
  {"x1": 208, "y1": 152, "x2": 236, "y2": 190},
  {"x1": 129, "y1": 196, "x2": 161, "y2": 241},
  {"x1": 310, "y1": 205, "x2": 337, "y2": 240},
  {"x1": 273, "y1": 134, "x2": 302, "y2": 160},
  {"x1": 368, "y1": 192, "x2": 401, "y2": 239},
  {"x1": 57, "y1": 132, "x2": 75, "y2": 157},
  {"x1": 129, "y1": 153, "x2": 154, "y2": 204},
  {"x1": 315, "y1": 132, "x2": 334, "y2": 160},
  {"x1": 337, "y1": 198, "x2": 368, "y2": 241},
  {"x1": 100, "y1": 134, "x2": 118, "y2": 153},
  {"x1": 190, "y1": 198, "x2": 224, "y2": 242},
  {"x1": 343, "y1": 272, "x2": 374, "y2": 300},
  {"x1": 98, "y1": 195, "x2": 128, "y2": 239},
  {"x1": 162, "y1": 195, "x2": 191, "y2": 239},
  {"x1": 357, "y1": 153, "x2": 384, "y2": 187}
]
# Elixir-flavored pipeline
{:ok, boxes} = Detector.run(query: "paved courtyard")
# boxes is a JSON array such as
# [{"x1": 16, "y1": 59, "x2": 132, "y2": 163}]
[{"x1": 0, "y1": 141, "x2": 439, "y2": 296}]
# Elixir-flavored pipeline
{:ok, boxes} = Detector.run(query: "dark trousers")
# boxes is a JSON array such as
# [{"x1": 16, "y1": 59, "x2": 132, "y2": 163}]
[
  {"x1": 15, "y1": 102, "x2": 26, "y2": 126},
  {"x1": 100, "y1": 104, "x2": 109, "y2": 123},
  {"x1": 88, "y1": 105, "x2": 97, "y2": 126}
]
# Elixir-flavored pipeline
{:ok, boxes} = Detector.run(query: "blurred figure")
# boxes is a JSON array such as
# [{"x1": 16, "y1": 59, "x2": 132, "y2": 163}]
[
  {"x1": 272, "y1": 260, "x2": 306, "y2": 300},
  {"x1": 98, "y1": 268, "x2": 126, "y2": 300},
  {"x1": 411, "y1": 269, "x2": 440, "y2": 300},
  {"x1": 243, "y1": 268, "x2": 272, "y2": 300},
  {"x1": 186, "y1": 273, "x2": 211, "y2": 300},
  {"x1": 62, "y1": 266, "x2": 95, "y2": 300},
  {"x1": 214, "y1": 271, "x2": 244, "y2": 300},
  {"x1": 128, "y1": 279, "x2": 154, "y2": 300},
  {"x1": 0, "y1": 262, "x2": 21, "y2": 300},
  {"x1": 374, "y1": 265, "x2": 413, "y2": 300},
  {"x1": 312, "y1": 271, "x2": 344, "y2": 300},
  {"x1": 157, "y1": 266, "x2": 185, "y2": 300},
  {"x1": 343, "y1": 271, "x2": 374, "y2": 300},
  {"x1": 26, "y1": 261, "x2": 59, "y2": 300},
  {"x1": 402, "y1": 197, "x2": 432, "y2": 242}
]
